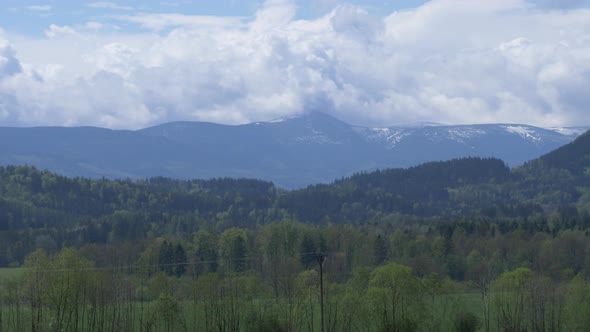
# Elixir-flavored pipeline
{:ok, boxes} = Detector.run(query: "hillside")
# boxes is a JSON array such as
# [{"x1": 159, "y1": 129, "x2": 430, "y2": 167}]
[{"x1": 536, "y1": 130, "x2": 590, "y2": 175}]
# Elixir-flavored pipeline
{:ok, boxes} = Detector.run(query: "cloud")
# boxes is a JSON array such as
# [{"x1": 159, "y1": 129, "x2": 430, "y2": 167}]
[
  {"x1": 85, "y1": 21, "x2": 105, "y2": 30},
  {"x1": 85, "y1": 43, "x2": 139, "y2": 77},
  {"x1": 113, "y1": 13, "x2": 245, "y2": 31},
  {"x1": 0, "y1": 40, "x2": 23, "y2": 78},
  {"x1": 159, "y1": 1, "x2": 192, "y2": 7},
  {"x1": 0, "y1": 39, "x2": 24, "y2": 121},
  {"x1": 26, "y1": 5, "x2": 52, "y2": 11},
  {"x1": 250, "y1": 0, "x2": 297, "y2": 32},
  {"x1": 87, "y1": 2, "x2": 133, "y2": 11},
  {"x1": 1, "y1": 0, "x2": 590, "y2": 129},
  {"x1": 44, "y1": 24, "x2": 77, "y2": 38}
]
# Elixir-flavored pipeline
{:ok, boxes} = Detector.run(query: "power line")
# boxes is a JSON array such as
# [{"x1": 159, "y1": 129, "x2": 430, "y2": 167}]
[{"x1": 1, "y1": 251, "x2": 336, "y2": 274}]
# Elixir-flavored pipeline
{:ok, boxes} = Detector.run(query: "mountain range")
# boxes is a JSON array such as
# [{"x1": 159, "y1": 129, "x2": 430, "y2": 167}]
[{"x1": 0, "y1": 112, "x2": 587, "y2": 188}]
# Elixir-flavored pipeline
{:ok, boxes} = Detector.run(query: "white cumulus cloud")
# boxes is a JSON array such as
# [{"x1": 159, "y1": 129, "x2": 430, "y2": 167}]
[
  {"x1": 0, "y1": 0, "x2": 590, "y2": 129},
  {"x1": 44, "y1": 25, "x2": 78, "y2": 38}
]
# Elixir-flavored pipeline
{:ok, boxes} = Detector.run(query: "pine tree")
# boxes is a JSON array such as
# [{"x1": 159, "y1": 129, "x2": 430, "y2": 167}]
[
  {"x1": 232, "y1": 236, "x2": 248, "y2": 273},
  {"x1": 300, "y1": 234, "x2": 317, "y2": 269},
  {"x1": 374, "y1": 234, "x2": 388, "y2": 266},
  {"x1": 173, "y1": 244, "x2": 187, "y2": 277},
  {"x1": 318, "y1": 234, "x2": 328, "y2": 254},
  {"x1": 159, "y1": 240, "x2": 174, "y2": 276}
]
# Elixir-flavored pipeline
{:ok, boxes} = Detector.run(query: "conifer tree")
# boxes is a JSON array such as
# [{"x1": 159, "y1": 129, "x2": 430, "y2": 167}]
[{"x1": 173, "y1": 244, "x2": 187, "y2": 277}]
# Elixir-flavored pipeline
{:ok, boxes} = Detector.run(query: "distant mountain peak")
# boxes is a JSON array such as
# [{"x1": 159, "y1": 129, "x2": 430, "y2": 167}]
[{"x1": 267, "y1": 115, "x2": 302, "y2": 123}]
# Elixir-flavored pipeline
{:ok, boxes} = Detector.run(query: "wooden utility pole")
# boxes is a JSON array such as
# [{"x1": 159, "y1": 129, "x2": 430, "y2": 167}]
[{"x1": 316, "y1": 253, "x2": 327, "y2": 332}]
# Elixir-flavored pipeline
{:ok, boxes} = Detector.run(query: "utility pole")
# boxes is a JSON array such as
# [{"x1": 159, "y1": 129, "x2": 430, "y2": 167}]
[{"x1": 316, "y1": 252, "x2": 327, "y2": 332}]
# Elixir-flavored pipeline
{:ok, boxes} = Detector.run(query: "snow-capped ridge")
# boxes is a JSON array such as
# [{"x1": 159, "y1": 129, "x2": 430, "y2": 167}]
[
  {"x1": 548, "y1": 127, "x2": 589, "y2": 136},
  {"x1": 502, "y1": 125, "x2": 542, "y2": 142},
  {"x1": 1, "y1": 113, "x2": 587, "y2": 189}
]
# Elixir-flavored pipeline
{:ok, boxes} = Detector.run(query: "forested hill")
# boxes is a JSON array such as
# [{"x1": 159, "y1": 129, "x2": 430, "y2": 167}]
[
  {"x1": 1, "y1": 128, "x2": 589, "y2": 226},
  {"x1": 280, "y1": 131, "x2": 590, "y2": 222},
  {"x1": 0, "y1": 158, "x2": 519, "y2": 229},
  {"x1": 0, "y1": 131, "x2": 589, "y2": 265},
  {"x1": 1, "y1": 132, "x2": 589, "y2": 226},
  {"x1": 532, "y1": 129, "x2": 590, "y2": 176},
  {"x1": 279, "y1": 158, "x2": 514, "y2": 221},
  {"x1": 0, "y1": 166, "x2": 278, "y2": 226}
]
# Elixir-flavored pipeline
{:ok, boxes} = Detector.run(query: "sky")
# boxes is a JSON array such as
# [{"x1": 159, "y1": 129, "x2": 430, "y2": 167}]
[{"x1": 0, "y1": 0, "x2": 589, "y2": 129}]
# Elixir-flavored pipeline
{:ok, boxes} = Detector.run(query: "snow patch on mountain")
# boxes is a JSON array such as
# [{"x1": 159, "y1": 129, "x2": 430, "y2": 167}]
[
  {"x1": 267, "y1": 115, "x2": 301, "y2": 123},
  {"x1": 360, "y1": 127, "x2": 411, "y2": 148},
  {"x1": 446, "y1": 127, "x2": 487, "y2": 143},
  {"x1": 503, "y1": 126, "x2": 542, "y2": 142},
  {"x1": 548, "y1": 127, "x2": 589, "y2": 136},
  {"x1": 295, "y1": 132, "x2": 341, "y2": 144}
]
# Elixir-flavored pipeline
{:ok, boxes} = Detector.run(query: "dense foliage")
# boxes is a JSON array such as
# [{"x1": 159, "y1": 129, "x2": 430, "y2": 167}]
[{"x1": 1, "y1": 218, "x2": 590, "y2": 331}]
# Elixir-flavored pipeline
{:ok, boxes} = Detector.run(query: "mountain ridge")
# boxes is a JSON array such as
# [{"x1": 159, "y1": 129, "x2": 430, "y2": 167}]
[{"x1": 0, "y1": 112, "x2": 587, "y2": 188}]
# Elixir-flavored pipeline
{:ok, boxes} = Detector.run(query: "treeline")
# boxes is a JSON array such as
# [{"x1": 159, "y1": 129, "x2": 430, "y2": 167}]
[
  {"x1": 281, "y1": 158, "x2": 515, "y2": 220},
  {"x1": 0, "y1": 165, "x2": 277, "y2": 219},
  {"x1": 535, "y1": 129, "x2": 590, "y2": 175},
  {"x1": 1, "y1": 152, "x2": 590, "y2": 266},
  {"x1": 2, "y1": 219, "x2": 590, "y2": 331}
]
